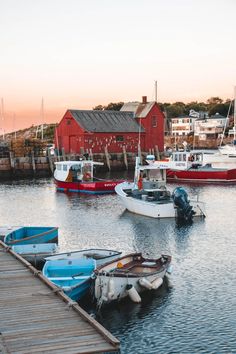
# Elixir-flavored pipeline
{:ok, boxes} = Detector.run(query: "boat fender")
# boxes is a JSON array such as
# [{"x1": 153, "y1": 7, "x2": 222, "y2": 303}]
[
  {"x1": 126, "y1": 284, "x2": 141, "y2": 303},
  {"x1": 151, "y1": 277, "x2": 163, "y2": 290},
  {"x1": 139, "y1": 277, "x2": 153, "y2": 290},
  {"x1": 107, "y1": 278, "x2": 115, "y2": 300}
]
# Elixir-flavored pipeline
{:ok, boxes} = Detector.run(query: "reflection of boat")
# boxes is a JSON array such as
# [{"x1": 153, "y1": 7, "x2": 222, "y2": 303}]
[
  {"x1": 165, "y1": 151, "x2": 236, "y2": 184},
  {"x1": 12, "y1": 243, "x2": 58, "y2": 269},
  {"x1": 0, "y1": 226, "x2": 58, "y2": 245},
  {"x1": 45, "y1": 248, "x2": 122, "y2": 267},
  {"x1": 43, "y1": 258, "x2": 96, "y2": 301},
  {"x1": 115, "y1": 156, "x2": 205, "y2": 221},
  {"x1": 54, "y1": 160, "x2": 122, "y2": 194},
  {"x1": 94, "y1": 253, "x2": 172, "y2": 305}
]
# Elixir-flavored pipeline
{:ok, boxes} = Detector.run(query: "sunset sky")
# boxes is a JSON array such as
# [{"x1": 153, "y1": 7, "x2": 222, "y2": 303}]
[{"x1": 1, "y1": 0, "x2": 236, "y2": 132}]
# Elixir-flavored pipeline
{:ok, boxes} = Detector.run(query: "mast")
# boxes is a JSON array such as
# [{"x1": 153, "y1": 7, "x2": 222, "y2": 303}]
[
  {"x1": 234, "y1": 86, "x2": 236, "y2": 145},
  {"x1": 41, "y1": 97, "x2": 44, "y2": 140},
  {"x1": 1, "y1": 98, "x2": 5, "y2": 140},
  {"x1": 154, "y1": 80, "x2": 157, "y2": 102}
]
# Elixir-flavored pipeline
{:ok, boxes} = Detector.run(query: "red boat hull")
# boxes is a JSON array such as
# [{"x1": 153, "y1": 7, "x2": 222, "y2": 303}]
[
  {"x1": 167, "y1": 168, "x2": 236, "y2": 184},
  {"x1": 55, "y1": 179, "x2": 123, "y2": 194}
]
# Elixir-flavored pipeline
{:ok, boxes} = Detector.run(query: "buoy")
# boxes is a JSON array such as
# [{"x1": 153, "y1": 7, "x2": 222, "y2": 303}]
[
  {"x1": 107, "y1": 278, "x2": 115, "y2": 300},
  {"x1": 139, "y1": 277, "x2": 153, "y2": 290},
  {"x1": 117, "y1": 261, "x2": 123, "y2": 268},
  {"x1": 151, "y1": 277, "x2": 163, "y2": 290},
  {"x1": 126, "y1": 284, "x2": 141, "y2": 303}
]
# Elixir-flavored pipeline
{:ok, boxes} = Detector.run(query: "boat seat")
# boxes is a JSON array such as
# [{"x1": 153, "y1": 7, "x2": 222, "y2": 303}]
[
  {"x1": 85, "y1": 253, "x2": 105, "y2": 259},
  {"x1": 48, "y1": 275, "x2": 89, "y2": 281}
]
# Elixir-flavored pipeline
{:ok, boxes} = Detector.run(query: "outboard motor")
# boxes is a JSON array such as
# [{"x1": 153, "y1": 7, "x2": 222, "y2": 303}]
[{"x1": 172, "y1": 187, "x2": 195, "y2": 221}]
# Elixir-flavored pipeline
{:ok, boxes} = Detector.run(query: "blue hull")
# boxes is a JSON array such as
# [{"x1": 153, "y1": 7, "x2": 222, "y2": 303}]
[
  {"x1": 43, "y1": 258, "x2": 96, "y2": 301},
  {"x1": 56, "y1": 187, "x2": 114, "y2": 194},
  {"x1": 4, "y1": 227, "x2": 58, "y2": 246}
]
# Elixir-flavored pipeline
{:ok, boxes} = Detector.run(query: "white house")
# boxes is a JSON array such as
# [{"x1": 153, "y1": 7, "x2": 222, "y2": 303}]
[{"x1": 194, "y1": 113, "x2": 227, "y2": 140}]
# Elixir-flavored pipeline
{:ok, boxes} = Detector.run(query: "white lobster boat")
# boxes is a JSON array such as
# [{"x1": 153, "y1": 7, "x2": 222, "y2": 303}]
[
  {"x1": 94, "y1": 253, "x2": 172, "y2": 305},
  {"x1": 115, "y1": 156, "x2": 205, "y2": 221}
]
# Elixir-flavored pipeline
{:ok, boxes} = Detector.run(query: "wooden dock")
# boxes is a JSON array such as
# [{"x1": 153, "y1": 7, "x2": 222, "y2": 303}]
[{"x1": 0, "y1": 241, "x2": 120, "y2": 353}]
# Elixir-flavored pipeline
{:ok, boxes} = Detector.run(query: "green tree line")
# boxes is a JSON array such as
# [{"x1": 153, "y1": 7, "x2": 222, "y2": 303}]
[{"x1": 93, "y1": 97, "x2": 233, "y2": 118}]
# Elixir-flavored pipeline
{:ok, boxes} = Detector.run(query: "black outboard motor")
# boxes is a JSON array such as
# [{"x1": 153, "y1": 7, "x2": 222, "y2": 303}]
[{"x1": 172, "y1": 187, "x2": 195, "y2": 221}]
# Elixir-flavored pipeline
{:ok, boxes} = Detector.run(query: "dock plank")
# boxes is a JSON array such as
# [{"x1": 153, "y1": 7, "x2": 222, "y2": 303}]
[{"x1": 0, "y1": 241, "x2": 119, "y2": 353}]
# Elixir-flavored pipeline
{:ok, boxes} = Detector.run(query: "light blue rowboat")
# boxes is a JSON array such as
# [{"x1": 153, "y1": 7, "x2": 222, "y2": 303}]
[
  {"x1": 4, "y1": 226, "x2": 58, "y2": 246},
  {"x1": 12, "y1": 243, "x2": 58, "y2": 269},
  {"x1": 42, "y1": 258, "x2": 96, "y2": 301}
]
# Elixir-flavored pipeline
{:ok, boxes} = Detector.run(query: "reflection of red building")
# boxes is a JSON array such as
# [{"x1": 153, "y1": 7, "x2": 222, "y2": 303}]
[{"x1": 55, "y1": 96, "x2": 164, "y2": 154}]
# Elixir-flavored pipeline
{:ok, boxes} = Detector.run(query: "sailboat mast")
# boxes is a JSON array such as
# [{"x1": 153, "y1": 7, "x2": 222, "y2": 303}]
[
  {"x1": 1, "y1": 98, "x2": 5, "y2": 140},
  {"x1": 234, "y1": 86, "x2": 236, "y2": 145}
]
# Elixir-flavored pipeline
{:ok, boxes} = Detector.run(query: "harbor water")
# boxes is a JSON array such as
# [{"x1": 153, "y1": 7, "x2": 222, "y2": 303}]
[{"x1": 0, "y1": 177, "x2": 236, "y2": 353}]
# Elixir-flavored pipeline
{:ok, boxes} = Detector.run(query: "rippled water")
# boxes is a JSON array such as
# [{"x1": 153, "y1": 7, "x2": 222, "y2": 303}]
[{"x1": 0, "y1": 178, "x2": 236, "y2": 353}]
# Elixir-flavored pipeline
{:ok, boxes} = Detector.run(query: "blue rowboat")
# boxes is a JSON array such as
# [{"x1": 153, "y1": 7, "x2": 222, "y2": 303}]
[
  {"x1": 3, "y1": 226, "x2": 58, "y2": 246},
  {"x1": 42, "y1": 258, "x2": 96, "y2": 301},
  {"x1": 12, "y1": 243, "x2": 58, "y2": 269}
]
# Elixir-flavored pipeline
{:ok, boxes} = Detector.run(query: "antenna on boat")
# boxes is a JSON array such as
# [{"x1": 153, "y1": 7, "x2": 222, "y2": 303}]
[{"x1": 220, "y1": 99, "x2": 232, "y2": 147}]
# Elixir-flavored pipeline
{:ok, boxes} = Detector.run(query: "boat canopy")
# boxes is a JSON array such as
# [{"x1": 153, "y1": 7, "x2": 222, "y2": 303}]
[{"x1": 54, "y1": 160, "x2": 103, "y2": 182}]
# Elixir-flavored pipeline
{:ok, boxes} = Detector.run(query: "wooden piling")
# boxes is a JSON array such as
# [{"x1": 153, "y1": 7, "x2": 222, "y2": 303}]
[
  {"x1": 31, "y1": 150, "x2": 36, "y2": 174},
  {"x1": 104, "y1": 145, "x2": 111, "y2": 171},
  {"x1": 47, "y1": 149, "x2": 54, "y2": 173},
  {"x1": 9, "y1": 151, "x2": 15, "y2": 172},
  {"x1": 123, "y1": 145, "x2": 128, "y2": 170},
  {"x1": 155, "y1": 145, "x2": 160, "y2": 160},
  {"x1": 61, "y1": 147, "x2": 66, "y2": 160}
]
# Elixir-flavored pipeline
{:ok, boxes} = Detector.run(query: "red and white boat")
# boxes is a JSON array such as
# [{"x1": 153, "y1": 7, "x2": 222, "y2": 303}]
[
  {"x1": 154, "y1": 151, "x2": 236, "y2": 184},
  {"x1": 54, "y1": 160, "x2": 123, "y2": 194}
]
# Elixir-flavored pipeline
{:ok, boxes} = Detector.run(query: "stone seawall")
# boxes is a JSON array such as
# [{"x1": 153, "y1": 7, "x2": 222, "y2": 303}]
[{"x1": 0, "y1": 151, "x2": 157, "y2": 180}]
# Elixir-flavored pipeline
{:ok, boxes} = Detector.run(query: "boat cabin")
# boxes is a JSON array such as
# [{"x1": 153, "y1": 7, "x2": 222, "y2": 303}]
[
  {"x1": 169, "y1": 151, "x2": 204, "y2": 170},
  {"x1": 54, "y1": 160, "x2": 103, "y2": 183}
]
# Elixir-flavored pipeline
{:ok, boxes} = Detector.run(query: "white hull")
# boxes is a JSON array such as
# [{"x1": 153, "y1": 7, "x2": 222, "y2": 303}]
[
  {"x1": 95, "y1": 269, "x2": 167, "y2": 302},
  {"x1": 115, "y1": 182, "x2": 205, "y2": 218},
  {"x1": 94, "y1": 253, "x2": 171, "y2": 303},
  {"x1": 203, "y1": 152, "x2": 236, "y2": 168}
]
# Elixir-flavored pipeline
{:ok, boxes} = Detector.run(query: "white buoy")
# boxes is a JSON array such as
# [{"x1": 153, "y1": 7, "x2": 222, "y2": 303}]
[
  {"x1": 126, "y1": 284, "x2": 141, "y2": 303},
  {"x1": 107, "y1": 278, "x2": 115, "y2": 300},
  {"x1": 151, "y1": 277, "x2": 163, "y2": 290},
  {"x1": 139, "y1": 277, "x2": 153, "y2": 290}
]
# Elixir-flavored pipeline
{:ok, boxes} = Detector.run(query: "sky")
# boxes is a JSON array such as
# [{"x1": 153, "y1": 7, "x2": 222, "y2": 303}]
[{"x1": 0, "y1": 0, "x2": 236, "y2": 132}]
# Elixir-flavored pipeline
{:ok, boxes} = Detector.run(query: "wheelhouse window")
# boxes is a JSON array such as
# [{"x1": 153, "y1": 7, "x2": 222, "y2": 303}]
[
  {"x1": 152, "y1": 116, "x2": 157, "y2": 127},
  {"x1": 57, "y1": 165, "x2": 62, "y2": 170},
  {"x1": 63, "y1": 165, "x2": 67, "y2": 171},
  {"x1": 116, "y1": 135, "x2": 124, "y2": 142}
]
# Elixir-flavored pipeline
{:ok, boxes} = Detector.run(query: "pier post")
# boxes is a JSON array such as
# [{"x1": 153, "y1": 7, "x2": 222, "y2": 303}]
[
  {"x1": 47, "y1": 149, "x2": 54, "y2": 174},
  {"x1": 155, "y1": 145, "x2": 160, "y2": 160},
  {"x1": 31, "y1": 150, "x2": 36, "y2": 174},
  {"x1": 123, "y1": 145, "x2": 128, "y2": 170},
  {"x1": 89, "y1": 148, "x2": 93, "y2": 161},
  {"x1": 61, "y1": 147, "x2": 66, "y2": 160},
  {"x1": 104, "y1": 145, "x2": 111, "y2": 171},
  {"x1": 9, "y1": 151, "x2": 15, "y2": 172}
]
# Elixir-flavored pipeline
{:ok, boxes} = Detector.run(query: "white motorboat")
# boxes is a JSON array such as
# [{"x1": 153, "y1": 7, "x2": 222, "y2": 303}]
[
  {"x1": 115, "y1": 156, "x2": 205, "y2": 221},
  {"x1": 94, "y1": 252, "x2": 172, "y2": 305},
  {"x1": 45, "y1": 248, "x2": 122, "y2": 267}
]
